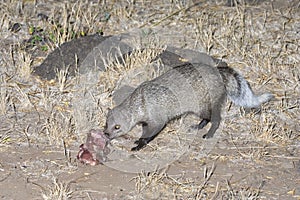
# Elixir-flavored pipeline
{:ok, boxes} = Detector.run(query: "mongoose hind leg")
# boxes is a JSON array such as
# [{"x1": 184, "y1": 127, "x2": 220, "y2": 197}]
[
  {"x1": 191, "y1": 119, "x2": 210, "y2": 129},
  {"x1": 203, "y1": 102, "x2": 222, "y2": 139},
  {"x1": 198, "y1": 119, "x2": 210, "y2": 129},
  {"x1": 131, "y1": 122, "x2": 165, "y2": 151},
  {"x1": 203, "y1": 119, "x2": 220, "y2": 139}
]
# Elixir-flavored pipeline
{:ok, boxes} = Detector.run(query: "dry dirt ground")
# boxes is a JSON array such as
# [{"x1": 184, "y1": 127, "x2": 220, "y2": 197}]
[{"x1": 0, "y1": 0, "x2": 299, "y2": 199}]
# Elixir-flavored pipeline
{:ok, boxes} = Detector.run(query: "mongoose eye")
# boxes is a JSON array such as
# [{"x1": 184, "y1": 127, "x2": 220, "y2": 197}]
[{"x1": 114, "y1": 125, "x2": 120, "y2": 130}]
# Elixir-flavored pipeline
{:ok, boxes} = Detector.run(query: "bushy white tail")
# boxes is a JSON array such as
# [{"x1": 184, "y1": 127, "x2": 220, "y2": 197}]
[{"x1": 218, "y1": 66, "x2": 274, "y2": 108}]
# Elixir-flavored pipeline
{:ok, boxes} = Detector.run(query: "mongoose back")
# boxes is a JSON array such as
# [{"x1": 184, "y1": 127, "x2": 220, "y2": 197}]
[{"x1": 105, "y1": 63, "x2": 273, "y2": 151}]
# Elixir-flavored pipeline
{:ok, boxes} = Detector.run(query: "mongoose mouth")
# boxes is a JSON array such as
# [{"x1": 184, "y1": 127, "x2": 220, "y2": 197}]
[
  {"x1": 104, "y1": 131, "x2": 114, "y2": 140},
  {"x1": 104, "y1": 132, "x2": 110, "y2": 138},
  {"x1": 103, "y1": 128, "x2": 123, "y2": 140}
]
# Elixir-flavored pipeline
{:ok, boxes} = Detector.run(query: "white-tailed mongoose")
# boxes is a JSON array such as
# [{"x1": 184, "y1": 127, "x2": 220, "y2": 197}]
[{"x1": 104, "y1": 63, "x2": 273, "y2": 151}]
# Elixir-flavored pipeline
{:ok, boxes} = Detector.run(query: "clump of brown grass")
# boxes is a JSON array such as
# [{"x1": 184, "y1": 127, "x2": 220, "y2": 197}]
[
  {"x1": 56, "y1": 65, "x2": 72, "y2": 93},
  {"x1": 0, "y1": 76, "x2": 11, "y2": 115},
  {"x1": 40, "y1": 109, "x2": 76, "y2": 147},
  {"x1": 99, "y1": 33, "x2": 165, "y2": 99},
  {"x1": 15, "y1": 49, "x2": 33, "y2": 80},
  {"x1": 132, "y1": 164, "x2": 216, "y2": 199},
  {"x1": 41, "y1": 1, "x2": 109, "y2": 46},
  {"x1": 251, "y1": 111, "x2": 299, "y2": 145},
  {"x1": 41, "y1": 178, "x2": 73, "y2": 200},
  {"x1": 219, "y1": 179, "x2": 262, "y2": 200}
]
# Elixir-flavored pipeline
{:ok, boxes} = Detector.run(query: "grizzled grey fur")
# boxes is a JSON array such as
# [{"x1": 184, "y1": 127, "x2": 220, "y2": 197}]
[{"x1": 105, "y1": 63, "x2": 273, "y2": 151}]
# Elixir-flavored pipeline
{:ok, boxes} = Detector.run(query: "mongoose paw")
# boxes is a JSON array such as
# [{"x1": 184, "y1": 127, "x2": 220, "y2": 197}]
[
  {"x1": 131, "y1": 139, "x2": 147, "y2": 151},
  {"x1": 131, "y1": 144, "x2": 145, "y2": 151},
  {"x1": 131, "y1": 146, "x2": 141, "y2": 151},
  {"x1": 202, "y1": 133, "x2": 213, "y2": 139}
]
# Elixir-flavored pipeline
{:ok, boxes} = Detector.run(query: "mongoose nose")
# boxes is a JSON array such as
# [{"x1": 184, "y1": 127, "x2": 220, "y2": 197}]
[{"x1": 104, "y1": 132, "x2": 110, "y2": 138}]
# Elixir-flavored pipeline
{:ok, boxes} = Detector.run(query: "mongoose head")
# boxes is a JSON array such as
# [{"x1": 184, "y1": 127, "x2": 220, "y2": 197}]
[{"x1": 104, "y1": 107, "x2": 133, "y2": 139}]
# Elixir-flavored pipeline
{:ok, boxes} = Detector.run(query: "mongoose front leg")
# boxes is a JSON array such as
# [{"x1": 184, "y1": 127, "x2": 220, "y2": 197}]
[
  {"x1": 131, "y1": 122, "x2": 165, "y2": 151},
  {"x1": 132, "y1": 135, "x2": 157, "y2": 151},
  {"x1": 203, "y1": 101, "x2": 222, "y2": 139}
]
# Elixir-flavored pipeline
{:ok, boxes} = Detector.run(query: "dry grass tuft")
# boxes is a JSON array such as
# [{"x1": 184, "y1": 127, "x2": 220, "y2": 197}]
[
  {"x1": 132, "y1": 164, "x2": 216, "y2": 199},
  {"x1": 0, "y1": 76, "x2": 11, "y2": 115},
  {"x1": 15, "y1": 49, "x2": 33, "y2": 80},
  {"x1": 38, "y1": 1, "x2": 108, "y2": 47},
  {"x1": 41, "y1": 178, "x2": 73, "y2": 200},
  {"x1": 220, "y1": 179, "x2": 262, "y2": 200},
  {"x1": 56, "y1": 66, "x2": 72, "y2": 93},
  {"x1": 99, "y1": 37, "x2": 165, "y2": 96},
  {"x1": 40, "y1": 110, "x2": 76, "y2": 147}
]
